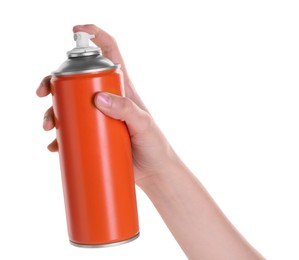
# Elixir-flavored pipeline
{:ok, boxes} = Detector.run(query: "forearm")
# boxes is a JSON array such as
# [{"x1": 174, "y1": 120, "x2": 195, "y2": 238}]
[{"x1": 138, "y1": 154, "x2": 264, "y2": 260}]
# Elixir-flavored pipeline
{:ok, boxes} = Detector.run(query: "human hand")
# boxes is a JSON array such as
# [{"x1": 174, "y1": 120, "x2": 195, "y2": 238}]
[
  {"x1": 36, "y1": 24, "x2": 176, "y2": 185},
  {"x1": 36, "y1": 25, "x2": 266, "y2": 260}
]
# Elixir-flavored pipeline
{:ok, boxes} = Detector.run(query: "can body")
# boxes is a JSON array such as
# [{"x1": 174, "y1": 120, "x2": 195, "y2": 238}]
[{"x1": 51, "y1": 68, "x2": 139, "y2": 246}]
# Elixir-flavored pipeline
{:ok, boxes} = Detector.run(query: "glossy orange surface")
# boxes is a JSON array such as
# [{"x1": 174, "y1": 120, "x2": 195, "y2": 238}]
[{"x1": 51, "y1": 69, "x2": 139, "y2": 245}]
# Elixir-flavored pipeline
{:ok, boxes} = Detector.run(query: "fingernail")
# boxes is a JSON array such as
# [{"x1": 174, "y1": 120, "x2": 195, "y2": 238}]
[{"x1": 96, "y1": 93, "x2": 111, "y2": 107}]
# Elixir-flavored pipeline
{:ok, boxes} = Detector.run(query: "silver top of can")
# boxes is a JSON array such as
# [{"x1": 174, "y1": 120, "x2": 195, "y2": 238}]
[{"x1": 52, "y1": 32, "x2": 118, "y2": 76}]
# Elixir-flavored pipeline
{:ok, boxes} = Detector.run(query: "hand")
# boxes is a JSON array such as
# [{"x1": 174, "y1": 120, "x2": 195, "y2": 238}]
[
  {"x1": 36, "y1": 24, "x2": 175, "y2": 184},
  {"x1": 37, "y1": 25, "x2": 265, "y2": 259}
]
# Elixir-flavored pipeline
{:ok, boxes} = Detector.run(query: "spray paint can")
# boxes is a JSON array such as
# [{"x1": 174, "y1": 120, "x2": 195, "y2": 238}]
[{"x1": 51, "y1": 32, "x2": 139, "y2": 247}]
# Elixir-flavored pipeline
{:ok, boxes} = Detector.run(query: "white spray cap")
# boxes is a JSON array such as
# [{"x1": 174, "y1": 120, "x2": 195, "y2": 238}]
[
  {"x1": 67, "y1": 32, "x2": 101, "y2": 58},
  {"x1": 74, "y1": 32, "x2": 94, "y2": 47}
]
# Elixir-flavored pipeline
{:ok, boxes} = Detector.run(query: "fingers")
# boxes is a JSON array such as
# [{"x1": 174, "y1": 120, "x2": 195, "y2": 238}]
[
  {"x1": 37, "y1": 76, "x2": 57, "y2": 151},
  {"x1": 48, "y1": 139, "x2": 58, "y2": 152},
  {"x1": 43, "y1": 107, "x2": 57, "y2": 152},
  {"x1": 43, "y1": 107, "x2": 55, "y2": 131},
  {"x1": 36, "y1": 75, "x2": 51, "y2": 97},
  {"x1": 73, "y1": 24, "x2": 130, "y2": 83},
  {"x1": 38, "y1": 75, "x2": 54, "y2": 131},
  {"x1": 73, "y1": 24, "x2": 148, "y2": 112},
  {"x1": 94, "y1": 92, "x2": 152, "y2": 137}
]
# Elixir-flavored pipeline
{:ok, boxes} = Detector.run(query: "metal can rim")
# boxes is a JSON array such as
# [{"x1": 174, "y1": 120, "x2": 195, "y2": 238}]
[
  {"x1": 69, "y1": 232, "x2": 140, "y2": 248},
  {"x1": 52, "y1": 64, "x2": 119, "y2": 76}
]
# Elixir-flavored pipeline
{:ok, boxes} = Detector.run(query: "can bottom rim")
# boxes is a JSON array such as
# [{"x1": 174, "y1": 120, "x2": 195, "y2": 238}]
[{"x1": 69, "y1": 232, "x2": 140, "y2": 248}]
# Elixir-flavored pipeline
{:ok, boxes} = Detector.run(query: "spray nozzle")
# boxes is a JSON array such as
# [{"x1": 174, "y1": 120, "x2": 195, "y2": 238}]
[
  {"x1": 67, "y1": 32, "x2": 100, "y2": 58},
  {"x1": 74, "y1": 32, "x2": 95, "y2": 48}
]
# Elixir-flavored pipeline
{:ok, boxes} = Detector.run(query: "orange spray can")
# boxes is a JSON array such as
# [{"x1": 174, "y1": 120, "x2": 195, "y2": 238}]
[{"x1": 51, "y1": 32, "x2": 139, "y2": 247}]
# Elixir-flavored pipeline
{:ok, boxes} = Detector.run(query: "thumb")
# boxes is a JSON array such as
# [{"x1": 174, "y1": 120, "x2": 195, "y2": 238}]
[{"x1": 94, "y1": 92, "x2": 151, "y2": 137}]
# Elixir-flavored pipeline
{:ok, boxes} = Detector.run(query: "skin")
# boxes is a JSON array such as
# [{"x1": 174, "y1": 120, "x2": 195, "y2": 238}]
[{"x1": 36, "y1": 24, "x2": 265, "y2": 260}]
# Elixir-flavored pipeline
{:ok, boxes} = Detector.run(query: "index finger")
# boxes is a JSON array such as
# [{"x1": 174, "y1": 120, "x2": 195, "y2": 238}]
[
  {"x1": 73, "y1": 25, "x2": 148, "y2": 112},
  {"x1": 73, "y1": 24, "x2": 130, "y2": 85},
  {"x1": 36, "y1": 75, "x2": 51, "y2": 97}
]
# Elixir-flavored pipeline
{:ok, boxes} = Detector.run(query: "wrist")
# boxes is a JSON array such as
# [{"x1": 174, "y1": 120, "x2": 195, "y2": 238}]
[{"x1": 136, "y1": 149, "x2": 186, "y2": 195}]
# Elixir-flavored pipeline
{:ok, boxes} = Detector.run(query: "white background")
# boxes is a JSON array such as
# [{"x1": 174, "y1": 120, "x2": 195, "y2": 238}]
[{"x1": 0, "y1": 0, "x2": 298, "y2": 259}]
